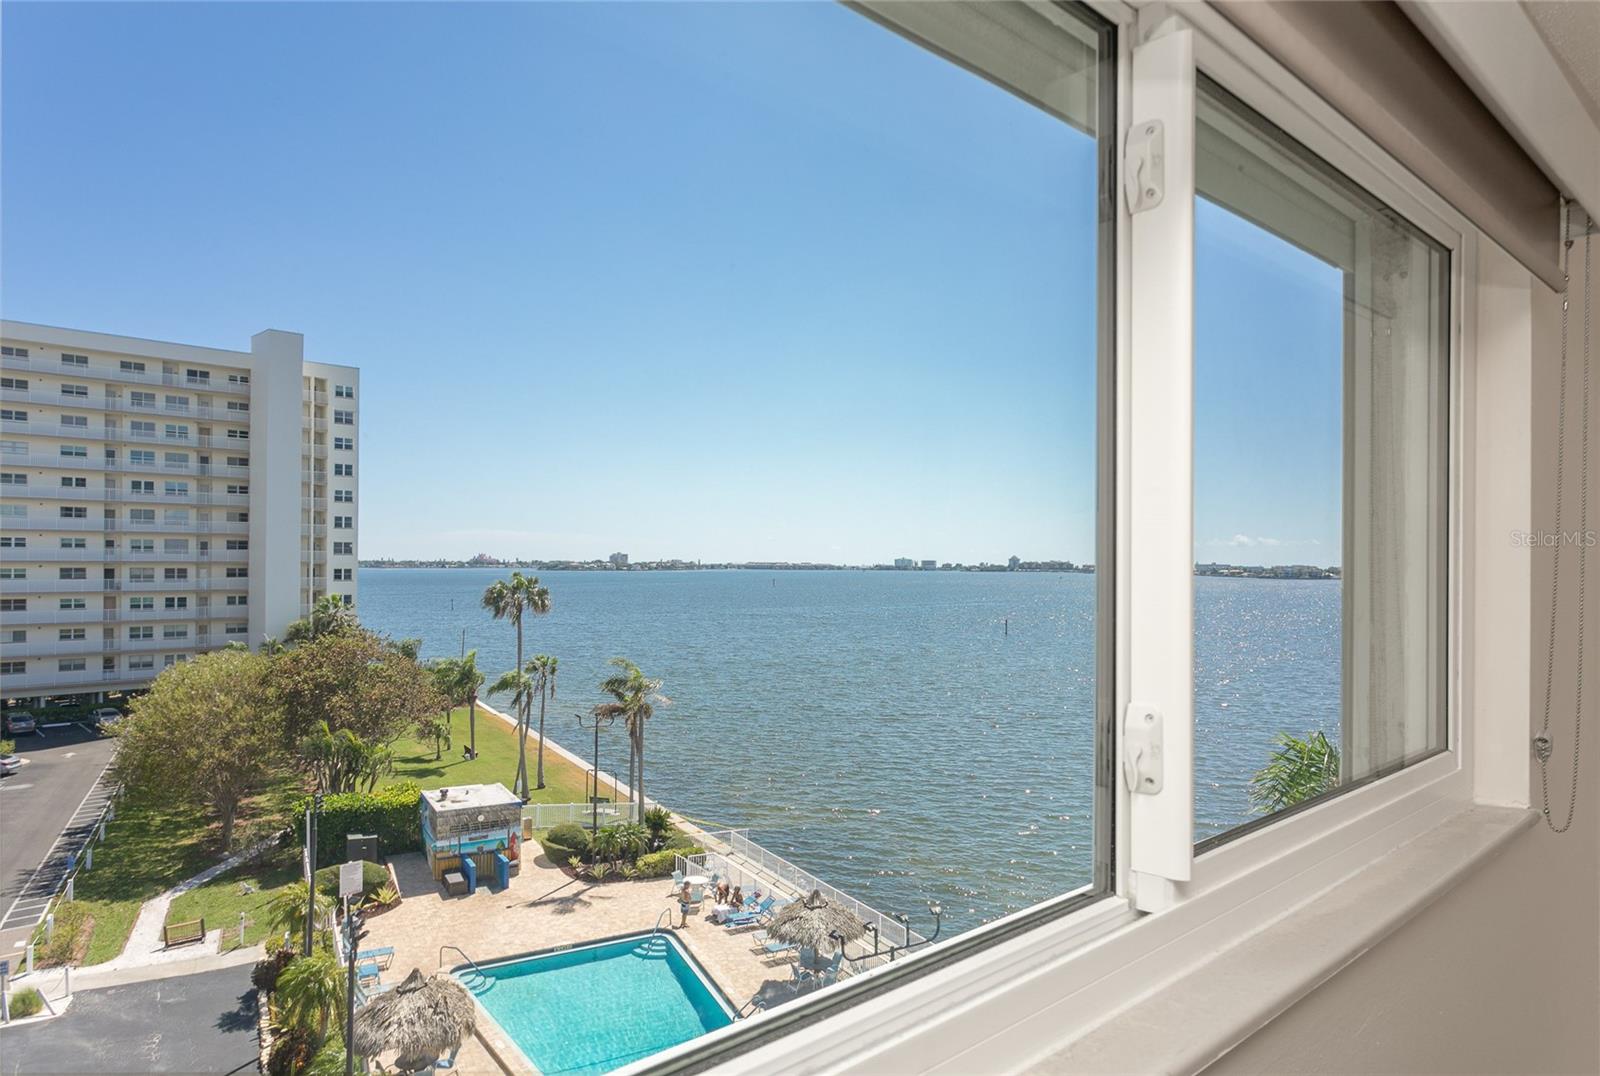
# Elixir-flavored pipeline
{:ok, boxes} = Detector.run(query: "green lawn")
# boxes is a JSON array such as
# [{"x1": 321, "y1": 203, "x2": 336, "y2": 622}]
[
  {"x1": 33, "y1": 775, "x2": 301, "y2": 966},
  {"x1": 165, "y1": 846, "x2": 303, "y2": 952},
  {"x1": 383, "y1": 706, "x2": 610, "y2": 804}
]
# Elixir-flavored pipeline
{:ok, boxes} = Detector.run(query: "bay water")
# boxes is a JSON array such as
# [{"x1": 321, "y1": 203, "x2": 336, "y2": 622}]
[{"x1": 359, "y1": 568, "x2": 1339, "y2": 935}]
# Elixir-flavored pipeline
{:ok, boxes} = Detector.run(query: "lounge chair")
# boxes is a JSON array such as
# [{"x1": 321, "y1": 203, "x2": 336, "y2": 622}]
[
  {"x1": 763, "y1": 938, "x2": 796, "y2": 956},
  {"x1": 723, "y1": 896, "x2": 775, "y2": 928},
  {"x1": 357, "y1": 961, "x2": 382, "y2": 987}
]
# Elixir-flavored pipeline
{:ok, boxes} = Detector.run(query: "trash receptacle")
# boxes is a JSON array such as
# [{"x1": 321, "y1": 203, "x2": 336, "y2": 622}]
[
  {"x1": 461, "y1": 855, "x2": 477, "y2": 894},
  {"x1": 494, "y1": 852, "x2": 510, "y2": 890}
]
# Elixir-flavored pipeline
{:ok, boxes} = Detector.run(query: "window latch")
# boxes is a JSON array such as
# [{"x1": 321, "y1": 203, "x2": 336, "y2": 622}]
[
  {"x1": 1123, "y1": 703, "x2": 1165, "y2": 794},
  {"x1": 1123, "y1": 120, "x2": 1165, "y2": 214}
]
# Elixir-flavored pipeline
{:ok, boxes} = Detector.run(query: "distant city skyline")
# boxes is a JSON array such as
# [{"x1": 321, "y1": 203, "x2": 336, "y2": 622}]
[{"x1": 2, "y1": 3, "x2": 1342, "y2": 569}]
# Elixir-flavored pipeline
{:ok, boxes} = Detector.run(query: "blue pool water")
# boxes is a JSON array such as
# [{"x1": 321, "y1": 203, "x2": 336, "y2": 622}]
[{"x1": 466, "y1": 933, "x2": 736, "y2": 1075}]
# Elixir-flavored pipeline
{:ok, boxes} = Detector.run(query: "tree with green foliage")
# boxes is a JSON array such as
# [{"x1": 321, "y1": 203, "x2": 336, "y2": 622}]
[
  {"x1": 455, "y1": 650, "x2": 485, "y2": 760},
  {"x1": 110, "y1": 649, "x2": 282, "y2": 850},
  {"x1": 299, "y1": 721, "x2": 394, "y2": 794},
  {"x1": 268, "y1": 881, "x2": 335, "y2": 944},
  {"x1": 274, "y1": 950, "x2": 345, "y2": 1043},
  {"x1": 594, "y1": 658, "x2": 670, "y2": 823},
  {"x1": 529, "y1": 654, "x2": 558, "y2": 790},
  {"x1": 283, "y1": 594, "x2": 359, "y2": 647},
  {"x1": 481, "y1": 573, "x2": 551, "y2": 800},
  {"x1": 270, "y1": 629, "x2": 448, "y2": 758},
  {"x1": 1249, "y1": 730, "x2": 1341, "y2": 814}
]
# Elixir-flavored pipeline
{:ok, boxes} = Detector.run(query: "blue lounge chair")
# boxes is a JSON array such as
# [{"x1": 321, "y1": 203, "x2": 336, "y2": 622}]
[
  {"x1": 763, "y1": 938, "x2": 796, "y2": 955},
  {"x1": 357, "y1": 961, "x2": 381, "y2": 987},
  {"x1": 723, "y1": 896, "x2": 775, "y2": 928}
]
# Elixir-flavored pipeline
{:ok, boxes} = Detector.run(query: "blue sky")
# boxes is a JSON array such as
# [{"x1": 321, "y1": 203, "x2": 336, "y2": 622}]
[{"x1": 1, "y1": 2, "x2": 1341, "y2": 567}]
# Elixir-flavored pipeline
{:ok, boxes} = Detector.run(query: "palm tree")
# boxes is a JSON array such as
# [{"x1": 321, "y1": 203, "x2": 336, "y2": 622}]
[
  {"x1": 1249, "y1": 730, "x2": 1340, "y2": 814},
  {"x1": 595, "y1": 658, "x2": 670, "y2": 822},
  {"x1": 275, "y1": 949, "x2": 345, "y2": 1043},
  {"x1": 488, "y1": 666, "x2": 535, "y2": 788},
  {"x1": 268, "y1": 880, "x2": 334, "y2": 944},
  {"x1": 590, "y1": 825, "x2": 623, "y2": 869},
  {"x1": 427, "y1": 660, "x2": 457, "y2": 760},
  {"x1": 284, "y1": 594, "x2": 357, "y2": 646},
  {"x1": 528, "y1": 655, "x2": 558, "y2": 791},
  {"x1": 481, "y1": 573, "x2": 551, "y2": 800}
]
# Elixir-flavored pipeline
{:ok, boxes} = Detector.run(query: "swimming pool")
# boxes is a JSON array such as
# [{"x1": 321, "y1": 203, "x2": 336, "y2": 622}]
[{"x1": 462, "y1": 932, "x2": 736, "y2": 1075}]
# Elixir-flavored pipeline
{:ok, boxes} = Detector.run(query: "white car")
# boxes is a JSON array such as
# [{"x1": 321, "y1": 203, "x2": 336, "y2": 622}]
[
  {"x1": 0, "y1": 755, "x2": 20, "y2": 777},
  {"x1": 89, "y1": 707, "x2": 123, "y2": 727}
]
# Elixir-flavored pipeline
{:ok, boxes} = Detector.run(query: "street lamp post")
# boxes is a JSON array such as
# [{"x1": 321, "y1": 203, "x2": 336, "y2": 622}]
[
  {"x1": 576, "y1": 711, "x2": 615, "y2": 832},
  {"x1": 304, "y1": 790, "x2": 323, "y2": 955}
]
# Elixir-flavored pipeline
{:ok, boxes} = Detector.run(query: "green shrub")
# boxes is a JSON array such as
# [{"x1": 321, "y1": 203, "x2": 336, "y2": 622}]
[
  {"x1": 633, "y1": 847, "x2": 699, "y2": 879},
  {"x1": 538, "y1": 822, "x2": 590, "y2": 864},
  {"x1": 9, "y1": 987, "x2": 44, "y2": 1019},
  {"x1": 0, "y1": 738, "x2": 14, "y2": 757},
  {"x1": 267, "y1": 1026, "x2": 317, "y2": 1076},
  {"x1": 661, "y1": 833, "x2": 699, "y2": 852},
  {"x1": 291, "y1": 782, "x2": 421, "y2": 864},
  {"x1": 252, "y1": 948, "x2": 295, "y2": 994},
  {"x1": 312, "y1": 860, "x2": 389, "y2": 900}
]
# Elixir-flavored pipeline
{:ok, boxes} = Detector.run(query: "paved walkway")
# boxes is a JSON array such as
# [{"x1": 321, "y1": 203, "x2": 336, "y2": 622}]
[{"x1": 92, "y1": 838, "x2": 273, "y2": 973}]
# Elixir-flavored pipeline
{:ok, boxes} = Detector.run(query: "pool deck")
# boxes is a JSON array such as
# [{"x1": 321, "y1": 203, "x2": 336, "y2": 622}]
[{"x1": 362, "y1": 850, "x2": 809, "y2": 1075}]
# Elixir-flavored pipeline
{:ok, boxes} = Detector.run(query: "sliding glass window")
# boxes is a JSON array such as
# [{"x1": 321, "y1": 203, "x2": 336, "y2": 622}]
[{"x1": 1192, "y1": 78, "x2": 1449, "y2": 845}]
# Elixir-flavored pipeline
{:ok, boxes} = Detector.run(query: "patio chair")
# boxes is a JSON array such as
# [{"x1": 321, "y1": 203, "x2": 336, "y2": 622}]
[
  {"x1": 357, "y1": 961, "x2": 382, "y2": 987},
  {"x1": 669, "y1": 869, "x2": 684, "y2": 893},
  {"x1": 723, "y1": 896, "x2": 775, "y2": 928}
]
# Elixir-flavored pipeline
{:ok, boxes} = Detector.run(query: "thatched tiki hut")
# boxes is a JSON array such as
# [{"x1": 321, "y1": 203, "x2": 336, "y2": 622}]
[
  {"x1": 353, "y1": 968, "x2": 477, "y2": 1072},
  {"x1": 766, "y1": 889, "x2": 868, "y2": 953},
  {"x1": 419, "y1": 783, "x2": 523, "y2": 882}
]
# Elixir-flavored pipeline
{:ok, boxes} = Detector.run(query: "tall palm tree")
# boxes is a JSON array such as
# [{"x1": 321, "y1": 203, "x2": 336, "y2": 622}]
[
  {"x1": 481, "y1": 574, "x2": 551, "y2": 800},
  {"x1": 595, "y1": 658, "x2": 669, "y2": 822},
  {"x1": 457, "y1": 650, "x2": 484, "y2": 761},
  {"x1": 488, "y1": 666, "x2": 535, "y2": 790},
  {"x1": 427, "y1": 659, "x2": 457, "y2": 760},
  {"x1": 528, "y1": 655, "x2": 558, "y2": 791}
]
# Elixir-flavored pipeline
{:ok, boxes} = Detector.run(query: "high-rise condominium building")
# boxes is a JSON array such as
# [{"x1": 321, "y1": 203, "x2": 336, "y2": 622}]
[{"x1": 0, "y1": 321, "x2": 359, "y2": 704}]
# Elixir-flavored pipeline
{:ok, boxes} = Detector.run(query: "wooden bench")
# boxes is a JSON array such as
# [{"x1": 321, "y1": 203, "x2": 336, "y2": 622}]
[{"x1": 163, "y1": 917, "x2": 206, "y2": 948}]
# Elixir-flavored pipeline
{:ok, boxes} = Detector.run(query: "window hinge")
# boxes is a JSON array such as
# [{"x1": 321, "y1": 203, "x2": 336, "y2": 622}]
[
  {"x1": 1123, "y1": 703, "x2": 1165, "y2": 794},
  {"x1": 1123, "y1": 120, "x2": 1165, "y2": 215}
]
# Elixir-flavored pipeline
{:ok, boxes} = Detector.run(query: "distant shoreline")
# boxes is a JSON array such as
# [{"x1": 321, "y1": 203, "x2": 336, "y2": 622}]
[{"x1": 358, "y1": 561, "x2": 1340, "y2": 580}]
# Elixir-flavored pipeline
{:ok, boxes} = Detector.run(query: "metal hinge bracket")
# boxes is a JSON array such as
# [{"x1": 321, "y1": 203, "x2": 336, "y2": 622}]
[
  {"x1": 1124, "y1": 120, "x2": 1166, "y2": 215},
  {"x1": 1123, "y1": 702, "x2": 1165, "y2": 794}
]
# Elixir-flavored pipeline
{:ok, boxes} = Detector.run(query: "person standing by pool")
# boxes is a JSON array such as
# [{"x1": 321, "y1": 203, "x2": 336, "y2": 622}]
[{"x1": 678, "y1": 881, "x2": 695, "y2": 927}]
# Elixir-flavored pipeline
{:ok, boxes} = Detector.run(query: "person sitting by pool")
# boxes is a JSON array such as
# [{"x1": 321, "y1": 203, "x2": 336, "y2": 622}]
[
  {"x1": 715, "y1": 881, "x2": 731, "y2": 905},
  {"x1": 730, "y1": 885, "x2": 745, "y2": 909},
  {"x1": 678, "y1": 882, "x2": 695, "y2": 927}
]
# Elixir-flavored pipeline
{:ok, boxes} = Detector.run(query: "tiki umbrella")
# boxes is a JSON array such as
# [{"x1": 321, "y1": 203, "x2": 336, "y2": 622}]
[
  {"x1": 765, "y1": 889, "x2": 867, "y2": 953},
  {"x1": 352, "y1": 968, "x2": 477, "y2": 1072}
]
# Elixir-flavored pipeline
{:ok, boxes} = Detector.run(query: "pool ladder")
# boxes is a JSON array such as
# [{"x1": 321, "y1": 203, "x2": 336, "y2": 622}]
[{"x1": 440, "y1": 944, "x2": 490, "y2": 992}]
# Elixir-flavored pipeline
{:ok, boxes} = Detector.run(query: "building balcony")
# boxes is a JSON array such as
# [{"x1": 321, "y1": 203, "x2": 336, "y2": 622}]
[
  {"x1": 0, "y1": 638, "x2": 107, "y2": 658},
  {"x1": 0, "y1": 577, "x2": 114, "y2": 594},
  {"x1": 0, "y1": 666, "x2": 140, "y2": 694},
  {"x1": 0, "y1": 548, "x2": 102, "y2": 563}
]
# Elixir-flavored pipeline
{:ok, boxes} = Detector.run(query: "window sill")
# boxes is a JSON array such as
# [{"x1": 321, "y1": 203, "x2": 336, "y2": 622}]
[{"x1": 1029, "y1": 804, "x2": 1536, "y2": 1075}]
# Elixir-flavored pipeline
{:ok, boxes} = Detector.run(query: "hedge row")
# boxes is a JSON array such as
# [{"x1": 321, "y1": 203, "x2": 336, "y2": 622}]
[{"x1": 291, "y1": 782, "x2": 421, "y2": 865}]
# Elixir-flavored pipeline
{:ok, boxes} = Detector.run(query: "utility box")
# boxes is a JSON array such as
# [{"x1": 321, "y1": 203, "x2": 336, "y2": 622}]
[{"x1": 347, "y1": 833, "x2": 379, "y2": 864}]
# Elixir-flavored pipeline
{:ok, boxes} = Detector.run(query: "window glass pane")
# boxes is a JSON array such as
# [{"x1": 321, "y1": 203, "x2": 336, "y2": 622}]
[{"x1": 1193, "y1": 78, "x2": 1448, "y2": 844}]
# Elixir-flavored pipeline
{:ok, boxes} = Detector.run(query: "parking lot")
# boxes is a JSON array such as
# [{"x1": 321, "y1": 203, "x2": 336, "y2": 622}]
[
  {"x1": 0, "y1": 723, "x2": 119, "y2": 952},
  {"x1": 0, "y1": 963, "x2": 257, "y2": 1073}
]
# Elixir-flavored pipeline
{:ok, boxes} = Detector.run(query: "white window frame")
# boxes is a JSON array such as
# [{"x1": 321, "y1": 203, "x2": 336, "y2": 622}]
[{"x1": 650, "y1": 4, "x2": 1525, "y2": 1074}]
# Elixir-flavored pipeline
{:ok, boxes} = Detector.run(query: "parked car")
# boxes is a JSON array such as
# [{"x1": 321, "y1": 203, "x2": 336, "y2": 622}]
[
  {"x1": 89, "y1": 707, "x2": 123, "y2": 727},
  {"x1": 0, "y1": 754, "x2": 20, "y2": 777},
  {"x1": 2, "y1": 711, "x2": 37, "y2": 736}
]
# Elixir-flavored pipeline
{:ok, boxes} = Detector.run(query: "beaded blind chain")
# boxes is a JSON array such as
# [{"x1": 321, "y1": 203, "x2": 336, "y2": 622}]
[{"x1": 1536, "y1": 200, "x2": 1593, "y2": 834}]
